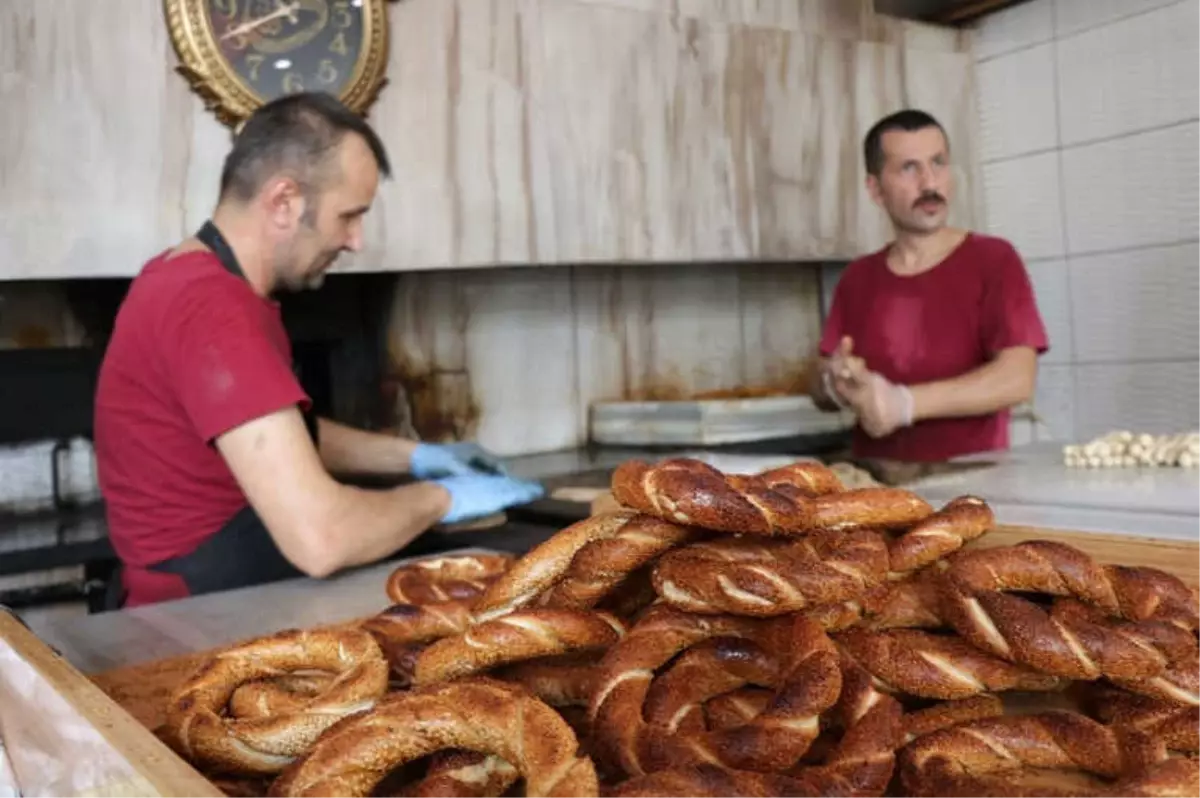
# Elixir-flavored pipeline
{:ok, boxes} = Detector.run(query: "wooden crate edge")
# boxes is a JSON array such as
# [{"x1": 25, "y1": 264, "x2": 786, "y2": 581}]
[{"x1": 0, "y1": 611, "x2": 223, "y2": 797}]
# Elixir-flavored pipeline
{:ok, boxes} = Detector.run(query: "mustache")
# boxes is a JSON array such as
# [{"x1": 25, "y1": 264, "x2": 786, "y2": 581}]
[{"x1": 914, "y1": 192, "x2": 945, "y2": 207}]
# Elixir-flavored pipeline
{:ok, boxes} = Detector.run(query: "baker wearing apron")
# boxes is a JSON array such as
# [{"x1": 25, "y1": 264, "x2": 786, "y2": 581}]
[
  {"x1": 95, "y1": 92, "x2": 544, "y2": 611},
  {"x1": 103, "y1": 221, "x2": 313, "y2": 610},
  {"x1": 148, "y1": 221, "x2": 318, "y2": 597}
]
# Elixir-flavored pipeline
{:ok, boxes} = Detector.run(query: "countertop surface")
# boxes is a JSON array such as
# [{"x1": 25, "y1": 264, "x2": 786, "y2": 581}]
[
  {"x1": 504, "y1": 441, "x2": 1199, "y2": 540},
  {"x1": 32, "y1": 552, "x2": 489, "y2": 675},
  {"x1": 902, "y1": 443, "x2": 1199, "y2": 541}
]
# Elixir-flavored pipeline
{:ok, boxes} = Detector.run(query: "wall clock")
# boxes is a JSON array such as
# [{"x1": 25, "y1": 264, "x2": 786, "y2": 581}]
[{"x1": 164, "y1": 0, "x2": 390, "y2": 127}]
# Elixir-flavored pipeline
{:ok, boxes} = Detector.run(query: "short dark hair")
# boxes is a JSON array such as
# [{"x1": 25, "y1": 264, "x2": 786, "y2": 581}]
[
  {"x1": 862, "y1": 109, "x2": 947, "y2": 177},
  {"x1": 218, "y1": 92, "x2": 391, "y2": 204}
]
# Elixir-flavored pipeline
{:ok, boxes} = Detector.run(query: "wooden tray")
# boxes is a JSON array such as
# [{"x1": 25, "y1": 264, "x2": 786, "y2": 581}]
[
  {"x1": 0, "y1": 610, "x2": 221, "y2": 797},
  {"x1": 9, "y1": 516, "x2": 1200, "y2": 792}
]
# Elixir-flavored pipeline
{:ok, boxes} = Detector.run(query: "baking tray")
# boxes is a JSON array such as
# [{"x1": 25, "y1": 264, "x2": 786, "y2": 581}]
[{"x1": 589, "y1": 395, "x2": 853, "y2": 446}]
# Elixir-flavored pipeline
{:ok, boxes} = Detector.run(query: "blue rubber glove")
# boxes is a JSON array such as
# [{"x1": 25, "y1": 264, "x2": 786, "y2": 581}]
[
  {"x1": 410, "y1": 442, "x2": 508, "y2": 478},
  {"x1": 433, "y1": 474, "x2": 546, "y2": 524}
]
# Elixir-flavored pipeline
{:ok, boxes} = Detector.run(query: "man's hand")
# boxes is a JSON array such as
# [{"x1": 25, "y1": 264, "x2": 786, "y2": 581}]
[
  {"x1": 820, "y1": 336, "x2": 869, "y2": 408},
  {"x1": 432, "y1": 474, "x2": 545, "y2": 523},
  {"x1": 410, "y1": 441, "x2": 507, "y2": 478},
  {"x1": 854, "y1": 372, "x2": 915, "y2": 438}
]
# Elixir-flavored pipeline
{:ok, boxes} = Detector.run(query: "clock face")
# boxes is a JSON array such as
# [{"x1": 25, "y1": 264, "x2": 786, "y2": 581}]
[{"x1": 206, "y1": 0, "x2": 366, "y2": 103}]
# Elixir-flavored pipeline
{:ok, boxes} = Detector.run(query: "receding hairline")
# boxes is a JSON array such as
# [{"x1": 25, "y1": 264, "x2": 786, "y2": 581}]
[{"x1": 217, "y1": 92, "x2": 391, "y2": 204}]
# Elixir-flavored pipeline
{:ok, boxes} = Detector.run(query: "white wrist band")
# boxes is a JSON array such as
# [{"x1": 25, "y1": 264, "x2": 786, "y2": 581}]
[{"x1": 898, "y1": 385, "x2": 915, "y2": 427}]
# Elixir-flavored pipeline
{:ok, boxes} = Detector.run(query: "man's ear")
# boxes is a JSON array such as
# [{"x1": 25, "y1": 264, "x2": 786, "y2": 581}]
[
  {"x1": 261, "y1": 177, "x2": 305, "y2": 230},
  {"x1": 864, "y1": 174, "x2": 884, "y2": 209}
]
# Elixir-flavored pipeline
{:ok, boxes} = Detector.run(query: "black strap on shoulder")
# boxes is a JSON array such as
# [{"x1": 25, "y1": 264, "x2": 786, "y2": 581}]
[
  {"x1": 196, "y1": 220, "x2": 245, "y2": 280},
  {"x1": 193, "y1": 219, "x2": 320, "y2": 447}
]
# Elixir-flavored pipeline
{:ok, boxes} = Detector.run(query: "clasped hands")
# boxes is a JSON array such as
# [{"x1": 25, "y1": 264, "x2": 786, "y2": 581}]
[
  {"x1": 411, "y1": 442, "x2": 545, "y2": 524},
  {"x1": 822, "y1": 336, "x2": 914, "y2": 439}
]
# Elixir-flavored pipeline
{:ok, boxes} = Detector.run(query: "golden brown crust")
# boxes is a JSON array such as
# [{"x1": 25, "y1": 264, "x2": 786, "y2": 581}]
[
  {"x1": 401, "y1": 750, "x2": 520, "y2": 798},
  {"x1": 808, "y1": 488, "x2": 934, "y2": 533},
  {"x1": 887, "y1": 495, "x2": 994, "y2": 575},
  {"x1": 535, "y1": 514, "x2": 701, "y2": 611},
  {"x1": 649, "y1": 530, "x2": 888, "y2": 616},
  {"x1": 470, "y1": 511, "x2": 691, "y2": 624},
  {"x1": 412, "y1": 609, "x2": 626, "y2": 685},
  {"x1": 358, "y1": 600, "x2": 476, "y2": 681},
  {"x1": 267, "y1": 679, "x2": 598, "y2": 797},
  {"x1": 609, "y1": 692, "x2": 903, "y2": 797},
  {"x1": 703, "y1": 687, "x2": 774, "y2": 731},
  {"x1": 162, "y1": 628, "x2": 389, "y2": 776},
  {"x1": 901, "y1": 694, "x2": 1005, "y2": 744},
  {"x1": 495, "y1": 656, "x2": 600, "y2": 708},
  {"x1": 946, "y1": 540, "x2": 1198, "y2": 629},
  {"x1": 589, "y1": 607, "x2": 841, "y2": 776},
  {"x1": 610, "y1": 458, "x2": 829, "y2": 535},
  {"x1": 641, "y1": 637, "x2": 780, "y2": 734},
  {"x1": 385, "y1": 553, "x2": 515, "y2": 606},
  {"x1": 939, "y1": 541, "x2": 1200, "y2": 683},
  {"x1": 834, "y1": 627, "x2": 1067, "y2": 700},
  {"x1": 229, "y1": 673, "x2": 334, "y2": 719},
  {"x1": 898, "y1": 708, "x2": 1200, "y2": 797},
  {"x1": 803, "y1": 571, "x2": 949, "y2": 633},
  {"x1": 1080, "y1": 685, "x2": 1199, "y2": 754}
]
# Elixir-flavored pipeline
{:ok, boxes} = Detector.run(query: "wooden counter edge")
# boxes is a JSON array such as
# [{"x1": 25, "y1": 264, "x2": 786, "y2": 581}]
[{"x1": 0, "y1": 612, "x2": 223, "y2": 797}]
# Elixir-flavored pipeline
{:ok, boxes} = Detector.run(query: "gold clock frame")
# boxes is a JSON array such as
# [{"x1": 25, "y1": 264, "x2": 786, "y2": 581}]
[{"x1": 163, "y1": 0, "x2": 391, "y2": 128}]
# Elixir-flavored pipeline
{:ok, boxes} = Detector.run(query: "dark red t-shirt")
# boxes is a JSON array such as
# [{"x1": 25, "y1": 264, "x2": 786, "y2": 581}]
[
  {"x1": 94, "y1": 250, "x2": 310, "y2": 606},
  {"x1": 819, "y1": 233, "x2": 1048, "y2": 462}
]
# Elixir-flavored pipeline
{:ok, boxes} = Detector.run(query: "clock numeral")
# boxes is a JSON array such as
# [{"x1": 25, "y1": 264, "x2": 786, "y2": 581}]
[
  {"x1": 212, "y1": 0, "x2": 238, "y2": 18},
  {"x1": 283, "y1": 71, "x2": 305, "y2": 94},
  {"x1": 332, "y1": 0, "x2": 354, "y2": 29},
  {"x1": 245, "y1": 53, "x2": 265, "y2": 81},
  {"x1": 328, "y1": 31, "x2": 349, "y2": 56},
  {"x1": 317, "y1": 58, "x2": 339, "y2": 86}
]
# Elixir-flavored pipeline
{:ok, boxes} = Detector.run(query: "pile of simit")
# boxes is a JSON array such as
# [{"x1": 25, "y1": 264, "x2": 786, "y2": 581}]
[{"x1": 158, "y1": 458, "x2": 1200, "y2": 797}]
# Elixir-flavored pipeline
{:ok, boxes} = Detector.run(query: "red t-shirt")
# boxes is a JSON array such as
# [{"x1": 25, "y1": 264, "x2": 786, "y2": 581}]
[
  {"x1": 819, "y1": 233, "x2": 1048, "y2": 462},
  {"x1": 94, "y1": 250, "x2": 310, "y2": 606}
]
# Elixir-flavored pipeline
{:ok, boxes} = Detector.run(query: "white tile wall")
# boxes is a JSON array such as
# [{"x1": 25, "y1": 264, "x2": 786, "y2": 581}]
[
  {"x1": 1069, "y1": 243, "x2": 1200, "y2": 363},
  {"x1": 975, "y1": 0, "x2": 1200, "y2": 443},
  {"x1": 1060, "y1": 123, "x2": 1199, "y2": 255},
  {"x1": 1073, "y1": 361, "x2": 1200, "y2": 437},
  {"x1": 1032, "y1": 363, "x2": 1077, "y2": 441},
  {"x1": 1056, "y1": 0, "x2": 1200, "y2": 145},
  {"x1": 976, "y1": 43, "x2": 1058, "y2": 160},
  {"x1": 982, "y1": 151, "x2": 1067, "y2": 260},
  {"x1": 1025, "y1": 259, "x2": 1073, "y2": 364},
  {"x1": 973, "y1": 0, "x2": 1055, "y2": 59},
  {"x1": 1053, "y1": 0, "x2": 1184, "y2": 39}
]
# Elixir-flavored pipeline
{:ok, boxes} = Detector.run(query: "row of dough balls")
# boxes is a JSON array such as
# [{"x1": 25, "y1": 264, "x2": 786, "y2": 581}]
[{"x1": 1063, "y1": 430, "x2": 1200, "y2": 468}]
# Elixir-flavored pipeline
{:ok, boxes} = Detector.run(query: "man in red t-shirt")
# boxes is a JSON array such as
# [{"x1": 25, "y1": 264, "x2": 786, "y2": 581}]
[
  {"x1": 94, "y1": 93, "x2": 544, "y2": 608},
  {"x1": 810, "y1": 109, "x2": 1048, "y2": 462}
]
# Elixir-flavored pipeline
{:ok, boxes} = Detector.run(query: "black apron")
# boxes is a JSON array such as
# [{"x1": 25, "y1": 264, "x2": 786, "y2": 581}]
[{"x1": 105, "y1": 221, "x2": 319, "y2": 610}]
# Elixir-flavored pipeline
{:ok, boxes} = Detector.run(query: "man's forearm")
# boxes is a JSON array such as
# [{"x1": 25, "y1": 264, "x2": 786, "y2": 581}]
[
  {"x1": 316, "y1": 418, "x2": 418, "y2": 476},
  {"x1": 909, "y1": 348, "x2": 1037, "y2": 423},
  {"x1": 315, "y1": 482, "x2": 450, "y2": 574}
]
